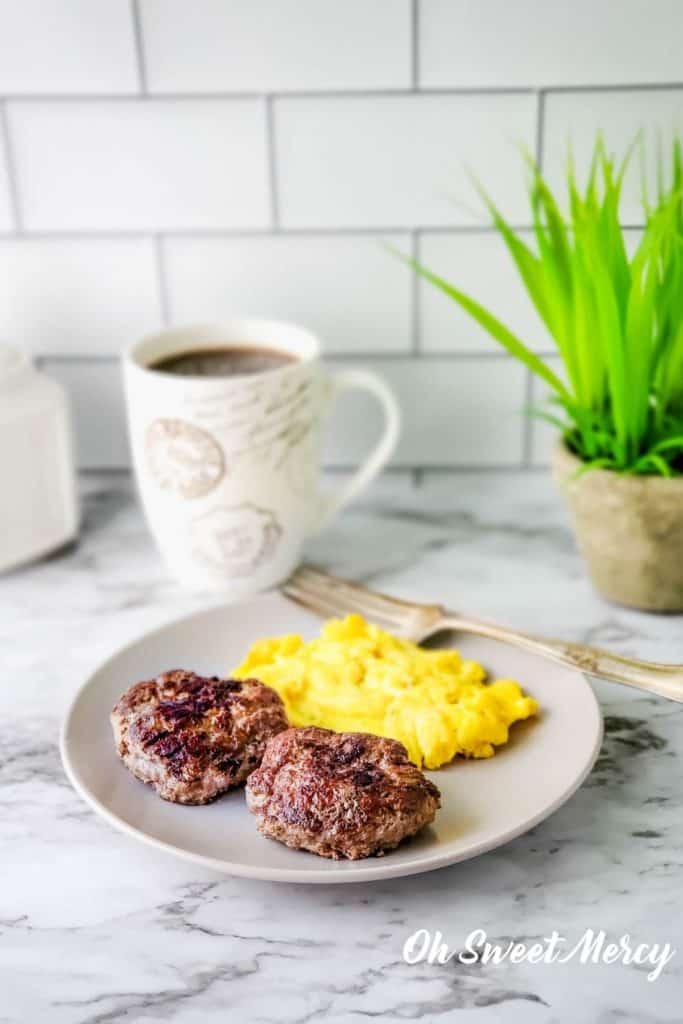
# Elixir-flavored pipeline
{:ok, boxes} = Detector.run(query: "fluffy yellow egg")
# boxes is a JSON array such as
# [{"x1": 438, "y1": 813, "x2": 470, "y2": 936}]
[{"x1": 232, "y1": 614, "x2": 538, "y2": 769}]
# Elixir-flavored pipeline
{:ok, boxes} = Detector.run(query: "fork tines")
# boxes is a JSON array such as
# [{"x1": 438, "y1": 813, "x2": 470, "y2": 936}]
[{"x1": 283, "y1": 565, "x2": 437, "y2": 635}]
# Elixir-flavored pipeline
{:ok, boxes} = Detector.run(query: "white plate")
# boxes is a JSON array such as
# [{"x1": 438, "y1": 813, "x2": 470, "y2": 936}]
[{"x1": 60, "y1": 591, "x2": 603, "y2": 883}]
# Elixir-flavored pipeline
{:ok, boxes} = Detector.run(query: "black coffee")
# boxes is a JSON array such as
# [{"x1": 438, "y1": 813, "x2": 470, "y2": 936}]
[{"x1": 151, "y1": 346, "x2": 296, "y2": 378}]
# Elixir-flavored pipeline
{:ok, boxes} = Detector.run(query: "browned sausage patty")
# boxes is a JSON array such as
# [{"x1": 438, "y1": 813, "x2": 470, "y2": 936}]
[
  {"x1": 110, "y1": 669, "x2": 288, "y2": 804},
  {"x1": 246, "y1": 726, "x2": 441, "y2": 860}
]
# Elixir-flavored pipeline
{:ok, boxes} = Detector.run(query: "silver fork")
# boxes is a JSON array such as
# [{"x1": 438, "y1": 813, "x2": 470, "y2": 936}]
[{"x1": 283, "y1": 566, "x2": 683, "y2": 703}]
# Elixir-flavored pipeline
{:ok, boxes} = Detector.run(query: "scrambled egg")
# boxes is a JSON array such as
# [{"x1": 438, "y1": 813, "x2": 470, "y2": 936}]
[{"x1": 232, "y1": 614, "x2": 538, "y2": 769}]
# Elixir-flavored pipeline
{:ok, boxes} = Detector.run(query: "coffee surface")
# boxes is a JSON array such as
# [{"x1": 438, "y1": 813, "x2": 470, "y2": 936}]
[{"x1": 151, "y1": 346, "x2": 296, "y2": 378}]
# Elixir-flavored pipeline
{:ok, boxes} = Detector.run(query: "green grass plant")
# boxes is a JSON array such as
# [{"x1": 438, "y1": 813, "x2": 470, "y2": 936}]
[{"x1": 400, "y1": 139, "x2": 683, "y2": 475}]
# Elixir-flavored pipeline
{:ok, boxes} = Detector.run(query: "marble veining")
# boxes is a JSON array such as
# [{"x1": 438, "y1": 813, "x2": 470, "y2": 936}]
[{"x1": 1, "y1": 470, "x2": 682, "y2": 1023}]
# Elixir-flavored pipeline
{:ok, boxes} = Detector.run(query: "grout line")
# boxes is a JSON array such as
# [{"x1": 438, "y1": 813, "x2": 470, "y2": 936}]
[
  {"x1": 541, "y1": 81, "x2": 683, "y2": 95},
  {"x1": 410, "y1": 230, "x2": 420, "y2": 353},
  {"x1": 40, "y1": 350, "x2": 535, "y2": 365},
  {"x1": 74, "y1": 463, "x2": 552, "y2": 474},
  {"x1": 417, "y1": 464, "x2": 550, "y2": 474},
  {"x1": 42, "y1": 355, "x2": 121, "y2": 364},
  {"x1": 411, "y1": 0, "x2": 420, "y2": 90},
  {"x1": 265, "y1": 95, "x2": 280, "y2": 229},
  {"x1": 322, "y1": 466, "x2": 422, "y2": 477},
  {"x1": 130, "y1": 0, "x2": 148, "y2": 93},
  {"x1": 0, "y1": 223, "x2": 648, "y2": 243},
  {"x1": 0, "y1": 223, "x2": 647, "y2": 245},
  {"x1": 2, "y1": 82, "x2": 682, "y2": 104},
  {"x1": 521, "y1": 369, "x2": 534, "y2": 466},
  {"x1": 154, "y1": 236, "x2": 171, "y2": 325},
  {"x1": 329, "y1": 466, "x2": 415, "y2": 477},
  {"x1": 0, "y1": 102, "x2": 23, "y2": 232},
  {"x1": 327, "y1": 350, "x2": 536, "y2": 361},
  {"x1": 0, "y1": 223, "x2": 565, "y2": 241},
  {"x1": 0, "y1": 86, "x2": 538, "y2": 102},
  {"x1": 536, "y1": 89, "x2": 546, "y2": 170},
  {"x1": 0, "y1": 230, "x2": 160, "y2": 241},
  {"x1": 79, "y1": 466, "x2": 416, "y2": 479},
  {"x1": 78, "y1": 461, "x2": 552, "y2": 475}
]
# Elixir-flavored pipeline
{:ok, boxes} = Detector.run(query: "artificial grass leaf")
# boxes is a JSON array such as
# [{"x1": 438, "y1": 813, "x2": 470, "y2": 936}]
[
  {"x1": 396, "y1": 136, "x2": 683, "y2": 476},
  {"x1": 391, "y1": 249, "x2": 570, "y2": 400}
]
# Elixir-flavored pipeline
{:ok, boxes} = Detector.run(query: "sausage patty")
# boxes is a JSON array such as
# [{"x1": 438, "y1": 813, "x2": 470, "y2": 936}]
[
  {"x1": 246, "y1": 726, "x2": 441, "y2": 860},
  {"x1": 110, "y1": 669, "x2": 288, "y2": 804}
]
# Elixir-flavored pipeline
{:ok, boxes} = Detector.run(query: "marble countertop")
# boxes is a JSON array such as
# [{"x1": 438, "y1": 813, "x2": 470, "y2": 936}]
[{"x1": 2, "y1": 470, "x2": 682, "y2": 1023}]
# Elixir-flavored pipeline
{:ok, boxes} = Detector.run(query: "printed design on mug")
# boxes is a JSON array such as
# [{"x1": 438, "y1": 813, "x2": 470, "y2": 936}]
[
  {"x1": 190, "y1": 503, "x2": 282, "y2": 576},
  {"x1": 145, "y1": 418, "x2": 225, "y2": 499},
  {"x1": 184, "y1": 375, "x2": 319, "y2": 474},
  {"x1": 282, "y1": 426, "x2": 318, "y2": 498}
]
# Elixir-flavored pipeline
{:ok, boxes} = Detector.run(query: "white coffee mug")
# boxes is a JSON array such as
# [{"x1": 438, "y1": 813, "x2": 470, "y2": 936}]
[{"x1": 123, "y1": 320, "x2": 400, "y2": 594}]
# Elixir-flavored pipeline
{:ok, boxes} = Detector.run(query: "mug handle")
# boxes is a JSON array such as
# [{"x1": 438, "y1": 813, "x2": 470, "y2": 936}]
[{"x1": 318, "y1": 368, "x2": 401, "y2": 529}]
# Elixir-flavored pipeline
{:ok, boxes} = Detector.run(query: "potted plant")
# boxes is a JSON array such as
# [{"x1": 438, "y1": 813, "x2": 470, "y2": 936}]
[{"x1": 402, "y1": 139, "x2": 683, "y2": 612}]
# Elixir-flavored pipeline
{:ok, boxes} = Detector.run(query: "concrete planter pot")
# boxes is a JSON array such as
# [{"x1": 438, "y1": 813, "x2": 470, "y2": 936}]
[{"x1": 552, "y1": 441, "x2": 683, "y2": 612}]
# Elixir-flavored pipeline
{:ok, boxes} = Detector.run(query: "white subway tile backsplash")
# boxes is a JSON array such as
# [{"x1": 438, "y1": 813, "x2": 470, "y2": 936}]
[
  {"x1": 164, "y1": 234, "x2": 412, "y2": 353},
  {"x1": 141, "y1": 0, "x2": 411, "y2": 93},
  {"x1": 419, "y1": 0, "x2": 683, "y2": 89},
  {"x1": 418, "y1": 232, "x2": 551, "y2": 354},
  {"x1": 0, "y1": 240, "x2": 161, "y2": 356},
  {"x1": 324, "y1": 357, "x2": 526, "y2": 466},
  {"x1": 44, "y1": 355, "x2": 526, "y2": 470},
  {"x1": 0, "y1": 4, "x2": 677, "y2": 473},
  {"x1": 543, "y1": 90, "x2": 683, "y2": 224},
  {"x1": 0, "y1": 0, "x2": 138, "y2": 95},
  {"x1": 276, "y1": 95, "x2": 537, "y2": 229},
  {"x1": 9, "y1": 101, "x2": 270, "y2": 231},
  {"x1": 0, "y1": 128, "x2": 13, "y2": 231},
  {"x1": 45, "y1": 361, "x2": 128, "y2": 469}
]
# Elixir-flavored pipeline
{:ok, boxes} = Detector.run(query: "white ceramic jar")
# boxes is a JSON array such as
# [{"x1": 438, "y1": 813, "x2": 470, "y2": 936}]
[{"x1": 0, "y1": 345, "x2": 78, "y2": 573}]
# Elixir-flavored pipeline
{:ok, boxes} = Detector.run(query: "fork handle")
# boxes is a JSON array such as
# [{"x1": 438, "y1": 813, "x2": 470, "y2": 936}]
[{"x1": 441, "y1": 614, "x2": 683, "y2": 703}]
